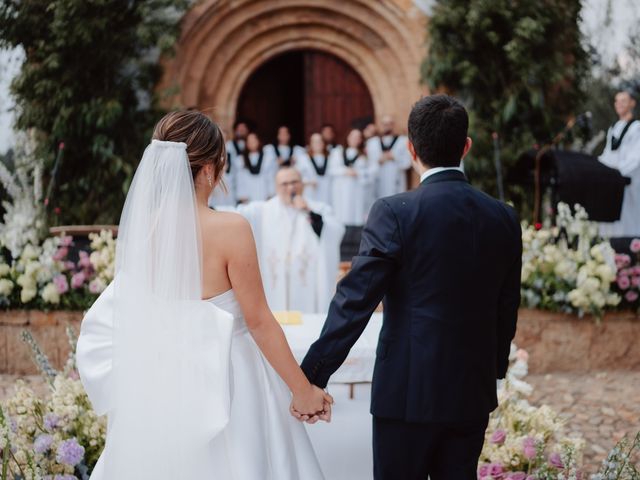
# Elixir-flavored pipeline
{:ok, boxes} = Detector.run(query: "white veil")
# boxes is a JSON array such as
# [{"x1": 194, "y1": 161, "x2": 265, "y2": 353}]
[{"x1": 104, "y1": 139, "x2": 234, "y2": 479}]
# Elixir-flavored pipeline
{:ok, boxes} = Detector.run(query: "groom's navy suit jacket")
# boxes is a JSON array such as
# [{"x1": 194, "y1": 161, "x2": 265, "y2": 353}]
[{"x1": 301, "y1": 170, "x2": 522, "y2": 423}]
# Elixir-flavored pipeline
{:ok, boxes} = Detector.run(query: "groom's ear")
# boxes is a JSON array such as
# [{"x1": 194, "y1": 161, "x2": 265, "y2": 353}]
[
  {"x1": 408, "y1": 139, "x2": 418, "y2": 163},
  {"x1": 461, "y1": 137, "x2": 472, "y2": 159}
]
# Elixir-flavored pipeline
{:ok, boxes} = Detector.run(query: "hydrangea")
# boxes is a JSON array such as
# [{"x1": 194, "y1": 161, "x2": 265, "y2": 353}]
[{"x1": 56, "y1": 438, "x2": 85, "y2": 466}]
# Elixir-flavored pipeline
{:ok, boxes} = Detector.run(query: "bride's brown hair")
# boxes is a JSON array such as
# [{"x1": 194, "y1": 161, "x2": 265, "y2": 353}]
[{"x1": 152, "y1": 110, "x2": 227, "y2": 185}]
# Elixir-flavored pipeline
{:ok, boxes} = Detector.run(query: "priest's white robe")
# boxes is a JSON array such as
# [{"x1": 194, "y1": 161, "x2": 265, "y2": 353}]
[
  {"x1": 233, "y1": 197, "x2": 345, "y2": 313},
  {"x1": 234, "y1": 148, "x2": 277, "y2": 203},
  {"x1": 366, "y1": 135, "x2": 411, "y2": 198},
  {"x1": 598, "y1": 119, "x2": 640, "y2": 237},
  {"x1": 328, "y1": 146, "x2": 378, "y2": 226},
  {"x1": 296, "y1": 151, "x2": 333, "y2": 205}
]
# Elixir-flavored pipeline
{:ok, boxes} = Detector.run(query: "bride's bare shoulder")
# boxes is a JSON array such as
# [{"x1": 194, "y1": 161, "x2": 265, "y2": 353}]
[{"x1": 200, "y1": 209, "x2": 253, "y2": 241}]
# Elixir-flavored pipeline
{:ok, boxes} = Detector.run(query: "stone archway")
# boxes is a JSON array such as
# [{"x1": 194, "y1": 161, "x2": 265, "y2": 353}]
[{"x1": 159, "y1": 0, "x2": 428, "y2": 135}]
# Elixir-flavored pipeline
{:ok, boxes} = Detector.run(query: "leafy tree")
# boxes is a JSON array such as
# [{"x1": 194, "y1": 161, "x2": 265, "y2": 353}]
[
  {"x1": 0, "y1": 0, "x2": 189, "y2": 224},
  {"x1": 422, "y1": 0, "x2": 589, "y2": 211}
]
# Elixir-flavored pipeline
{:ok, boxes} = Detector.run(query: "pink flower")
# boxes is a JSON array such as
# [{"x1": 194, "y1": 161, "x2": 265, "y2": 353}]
[
  {"x1": 53, "y1": 247, "x2": 68, "y2": 261},
  {"x1": 615, "y1": 254, "x2": 632, "y2": 268},
  {"x1": 478, "y1": 464, "x2": 491, "y2": 477},
  {"x1": 516, "y1": 349, "x2": 529, "y2": 362},
  {"x1": 507, "y1": 473, "x2": 527, "y2": 480},
  {"x1": 634, "y1": 266, "x2": 640, "y2": 276},
  {"x1": 617, "y1": 275, "x2": 631, "y2": 290},
  {"x1": 632, "y1": 276, "x2": 640, "y2": 288},
  {"x1": 60, "y1": 235, "x2": 73, "y2": 247},
  {"x1": 630, "y1": 238, "x2": 640, "y2": 253},
  {"x1": 78, "y1": 251, "x2": 92, "y2": 269},
  {"x1": 625, "y1": 290, "x2": 639, "y2": 303},
  {"x1": 53, "y1": 275, "x2": 69, "y2": 295},
  {"x1": 490, "y1": 463, "x2": 504, "y2": 477},
  {"x1": 71, "y1": 272, "x2": 86, "y2": 289},
  {"x1": 548, "y1": 452, "x2": 563, "y2": 469},
  {"x1": 523, "y1": 437, "x2": 537, "y2": 459},
  {"x1": 63, "y1": 261, "x2": 75, "y2": 271},
  {"x1": 490, "y1": 429, "x2": 507, "y2": 445}
]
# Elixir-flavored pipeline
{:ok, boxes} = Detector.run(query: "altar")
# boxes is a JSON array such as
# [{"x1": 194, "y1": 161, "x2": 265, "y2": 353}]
[{"x1": 281, "y1": 313, "x2": 383, "y2": 391}]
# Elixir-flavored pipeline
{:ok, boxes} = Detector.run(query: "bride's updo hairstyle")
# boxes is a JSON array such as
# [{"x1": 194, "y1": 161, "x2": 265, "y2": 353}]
[{"x1": 152, "y1": 110, "x2": 227, "y2": 185}]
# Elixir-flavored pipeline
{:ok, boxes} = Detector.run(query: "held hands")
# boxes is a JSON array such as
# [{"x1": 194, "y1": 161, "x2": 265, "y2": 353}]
[
  {"x1": 290, "y1": 384, "x2": 334, "y2": 424},
  {"x1": 292, "y1": 194, "x2": 309, "y2": 212}
]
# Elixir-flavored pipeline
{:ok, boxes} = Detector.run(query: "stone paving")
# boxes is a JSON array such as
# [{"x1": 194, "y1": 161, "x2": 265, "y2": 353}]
[{"x1": 1, "y1": 371, "x2": 639, "y2": 475}]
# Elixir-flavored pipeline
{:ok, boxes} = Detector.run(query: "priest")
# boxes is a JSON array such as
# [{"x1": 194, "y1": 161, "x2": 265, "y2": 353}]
[
  {"x1": 599, "y1": 90, "x2": 640, "y2": 237},
  {"x1": 231, "y1": 167, "x2": 345, "y2": 313}
]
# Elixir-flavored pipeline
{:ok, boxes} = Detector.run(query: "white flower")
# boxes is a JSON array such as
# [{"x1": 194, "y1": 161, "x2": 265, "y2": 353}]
[
  {"x1": 41, "y1": 282, "x2": 60, "y2": 304},
  {"x1": 0, "y1": 263, "x2": 10, "y2": 277},
  {"x1": 0, "y1": 278, "x2": 14, "y2": 296},
  {"x1": 20, "y1": 287, "x2": 37, "y2": 303}
]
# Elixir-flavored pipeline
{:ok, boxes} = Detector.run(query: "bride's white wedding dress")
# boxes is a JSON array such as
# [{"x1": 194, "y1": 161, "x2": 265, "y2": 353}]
[
  {"x1": 78, "y1": 288, "x2": 325, "y2": 480},
  {"x1": 76, "y1": 139, "x2": 324, "y2": 479}
]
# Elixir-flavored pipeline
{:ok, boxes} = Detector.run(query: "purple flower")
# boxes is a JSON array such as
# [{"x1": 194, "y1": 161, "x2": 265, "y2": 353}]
[
  {"x1": 548, "y1": 452, "x2": 564, "y2": 469},
  {"x1": 625, "y1": 290, "x2": 639, "y2": 303},
  {"x1": 55, "y1": 438, "x2": 84, "y2": 466},
  {"x1": 617, "y1": 275, "x2": 631, "y2": 290},
  {"x1": 44, "y1": 413, "x2": 60, "y2": 431},
  {"x1": 523, "y1": 437, "x2": 537, "y2": 459},
  {"x1": 478, "y1": 464, "x2": 491, "y2": 477},
  {"x1": 34, "y1": 434, "x2": 54, "y2": 454},
  {"x1": 71, "y1": 271, "x2": 86, "y2": 289},
  {"x1": 630, "y1": 238, "x2": 640, "y2": 253},
  {"x1": 490, "y1": 428, "x2": 507, "y2": 445},
  {"x1": 53, "y1": 274, "x2": 69, "y2": 294}
]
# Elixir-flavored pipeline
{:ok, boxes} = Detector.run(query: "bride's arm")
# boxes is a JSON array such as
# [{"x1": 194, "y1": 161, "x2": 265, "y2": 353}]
[{"x1": 223, "y1": 215, "x2": 333, "y2": 419}]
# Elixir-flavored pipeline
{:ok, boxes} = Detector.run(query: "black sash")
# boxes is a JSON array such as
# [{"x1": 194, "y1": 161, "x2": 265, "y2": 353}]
[
  {"x1": 343, "y1": 148, "x2": 359, "y2": 167},
  {"x1": 380, "y1": 136, "x2": 399, "y2": 152},
  {"x1": 275, "y1": 143, "x2": 293, "y2": 166},
  {"x1": 309, "y1": 154, "x2": 328, "y2": 176},
  {"x1": 226, "y1": 152, "x2": 231, "y2": 173},
  {"x1": 233, "y1": 140, "x2": 246, "y2": 157},
  {"x1": 245, "y1": 150, "x2": 264, "y2": 175},
  {"x1": 611, "y1": 119, "x2": 637, "y2": 151}
]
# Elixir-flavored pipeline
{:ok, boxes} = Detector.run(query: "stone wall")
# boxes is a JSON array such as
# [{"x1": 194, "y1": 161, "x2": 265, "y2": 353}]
[
  {"x1": 1, "y1": 309, "x2": 638, "y2": 375},
  {"x1": 514, "y1": 309, "x2": 640, "y2": 373},
  {"x1": 0, "y1": 310, "x2": 82, "y2": 375}
]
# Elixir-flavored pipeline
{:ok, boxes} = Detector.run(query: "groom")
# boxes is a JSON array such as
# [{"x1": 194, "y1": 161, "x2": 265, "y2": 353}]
[{"x1": 300, "y1": 95, "x2": 522, "y2": 479}]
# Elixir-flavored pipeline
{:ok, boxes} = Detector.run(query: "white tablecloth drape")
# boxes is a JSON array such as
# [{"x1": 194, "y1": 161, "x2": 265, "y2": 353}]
[{"x1": 282, "y1": 313, "x2": 382, "y2": 384}]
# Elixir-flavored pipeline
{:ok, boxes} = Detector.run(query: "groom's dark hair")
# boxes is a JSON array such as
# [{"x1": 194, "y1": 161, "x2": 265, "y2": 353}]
[{"x1": 408, "y1": 95, "x2": 468, "y2": 168}]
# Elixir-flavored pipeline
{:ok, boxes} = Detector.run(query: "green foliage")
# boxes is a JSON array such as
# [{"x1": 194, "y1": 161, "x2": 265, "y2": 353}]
[
  {"x1": 0, "y1": 0, "x2": 189, "y2": 224},
  {"x1": 422, "y1": 0, "x2": 589, "y2": 208}
]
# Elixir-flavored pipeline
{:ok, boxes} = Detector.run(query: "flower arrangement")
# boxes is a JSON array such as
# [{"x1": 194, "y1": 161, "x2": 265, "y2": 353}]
[
  {"x1": 0, "y1": 230, "x2": 115, "y2": 311},
  {"x1": 0, "y1": 130, "x2": 48, "y2": 260},
  {"x1": 612, "y1": 239, "x2": 640, "y2": 313},
  {"x1": 0, "y1": 328, "x2": 106, "y2": 480},
  {"x1": 521, "y1": 203, "x2": 622, "y2": 318},
  {"x1": 479, "y1": 345, "x2": 585, "y2": 479}
]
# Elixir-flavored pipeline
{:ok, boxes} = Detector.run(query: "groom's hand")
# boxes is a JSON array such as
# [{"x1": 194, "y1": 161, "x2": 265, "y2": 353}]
[{"x1": 289, "y1": 387, "x2": 333, "y2": 424}]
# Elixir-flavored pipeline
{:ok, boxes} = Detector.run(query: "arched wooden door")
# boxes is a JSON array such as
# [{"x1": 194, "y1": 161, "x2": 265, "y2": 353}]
[{"x1": 236, "y1": 50, "x2": 374, "y2": 146}]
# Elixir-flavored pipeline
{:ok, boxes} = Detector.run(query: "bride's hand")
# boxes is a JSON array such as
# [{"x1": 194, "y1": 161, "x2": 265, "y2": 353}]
[{"x1": 290, "y1": 385, "x2": 334, "y2": 423}]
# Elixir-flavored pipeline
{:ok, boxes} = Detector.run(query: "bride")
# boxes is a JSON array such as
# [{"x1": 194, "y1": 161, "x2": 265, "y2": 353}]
[{"x1": 76, "y1": 111, "x2": 332, "y2": 479}]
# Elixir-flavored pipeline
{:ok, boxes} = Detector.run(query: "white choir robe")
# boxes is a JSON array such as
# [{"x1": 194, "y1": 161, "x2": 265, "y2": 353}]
[
  {"x1": 328, "y1": 146, "x2": 378, "y2": 226},
  {"x1": 366, "y1": 135, "x2": 411, "y2": 198},
  {"x1": 296, "y1": 151, "x2": 333, "y2": 205},
  {"x1": 265, "y1": 144, "x2": 300, "y2": 167},
  {"x1": 598, "y1": 120, "x2": 640, "y2": 237},
  {"x1": 234, "y1": 148, "x2": 277, "y2": 203},
  {"x1": 232, "y1": 197, "x2": 345, "y2": 313},
  {"x1": 208, "y1": 162, "x2": 236, "y2": 208}
]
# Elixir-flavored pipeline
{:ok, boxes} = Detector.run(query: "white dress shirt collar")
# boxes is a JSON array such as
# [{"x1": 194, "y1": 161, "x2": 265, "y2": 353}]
[{"x1": 420, "y1": 166, "x2": 464, "y2": 183}]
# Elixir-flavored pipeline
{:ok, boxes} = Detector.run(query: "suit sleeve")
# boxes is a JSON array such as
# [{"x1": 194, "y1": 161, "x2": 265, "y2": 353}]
[
  {"x1": 496, "y1": 209, "x2": 522, "y2": 379},
  {"x1": 301, "y1": 198, "x2": 402, "y2": 388}
]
